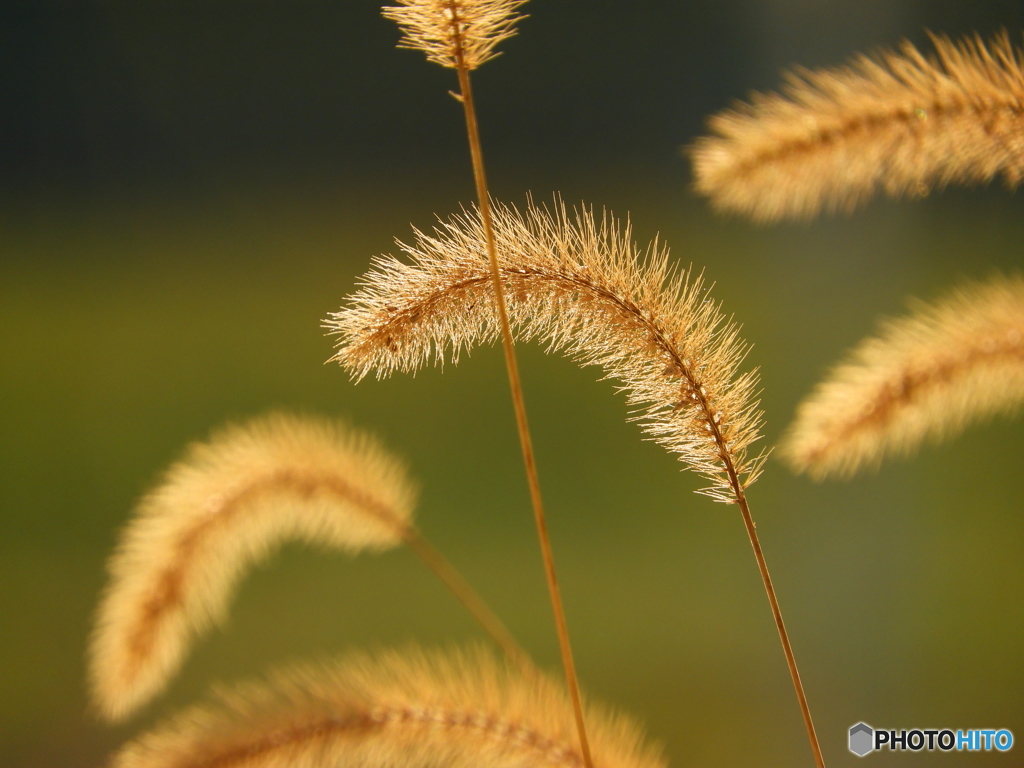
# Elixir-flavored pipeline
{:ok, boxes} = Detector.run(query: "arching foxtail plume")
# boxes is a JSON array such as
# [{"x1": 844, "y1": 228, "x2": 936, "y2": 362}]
[
  {"x1": 782, "y1": 276, "x2": 1024, "y2": 479},
  {"x1": 690, "y1": 31, "x2": 1024, "y2": 222},
  {"x1": 326, "y1": 199, "x2": 825, "y2": 768},
  {"x1": 110, "y1": 645, "x2": 665, "y2": 768},
  {"x1": 89, "y1": 412, "x2": 528, "y2": 723},
  {"x1": 329, "y1": 200, "x2": 767, "y2": 500},
  {"x1": 380, "y1": 3, "x2": 591, "y2": 764}
]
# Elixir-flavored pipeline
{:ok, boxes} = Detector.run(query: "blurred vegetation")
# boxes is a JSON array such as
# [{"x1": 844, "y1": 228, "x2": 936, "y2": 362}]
[{"x1": 2, "y1": 2, "x2": 1023, "y2": 767}]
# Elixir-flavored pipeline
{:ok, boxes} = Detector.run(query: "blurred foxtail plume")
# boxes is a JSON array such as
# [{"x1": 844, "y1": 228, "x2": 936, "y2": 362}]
[
  {"x1": 327, "y1": 199, "x2": 826, "y2": 768},
  {"x1": 690, "y1": 31, "x2": 1024, "y2": 222},
  {"x1": 782, "y1": 276, "x2": 1024, "y2": 478},
  {"x1": 111, "y1": 645, "x2": 665, "y2": 768},
  {"x1": 89, "y1": 412, "x2": 527, "y2": 723}
]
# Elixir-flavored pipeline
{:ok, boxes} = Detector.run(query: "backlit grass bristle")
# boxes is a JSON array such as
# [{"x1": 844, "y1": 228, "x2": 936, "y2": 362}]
[{"x1": 326, "y1": 199, "x2": 766, "y2": 503}]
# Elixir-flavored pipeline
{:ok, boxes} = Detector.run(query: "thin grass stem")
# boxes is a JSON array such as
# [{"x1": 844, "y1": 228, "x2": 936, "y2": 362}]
[
  {"x1": 448, "y1": 6, "x2": 593, "y2": 765},
  {"x1": 402, "y1": 527, "x2": 533, "y2": 672},
  {"x1": 733, "y1": 493, "x2": 824, "y2": 768},
  {"x1": 657, "y1": 301, "x2": 825, "y2": 768}
]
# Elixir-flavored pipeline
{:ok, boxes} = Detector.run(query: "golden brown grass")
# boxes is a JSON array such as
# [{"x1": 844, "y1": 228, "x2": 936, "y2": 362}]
[
  {"x1": 328, "y1": 199, "x2": 766, "y2": 501},
  {"x1": 111, "y1": 646, "x2": 665, "y2": 768},
  {"x1": 690, "y1": 31, "x2": 1024, "y2": 222},
  {"x1": 90, "y1": 413, "x2": 418, "y2": 722},
  {"x1": 91, "y1": 5, "x2": 843, "y2": 766},
  {"x1": 782, "y1": 276, "x2": 1024, "y2": 478}
]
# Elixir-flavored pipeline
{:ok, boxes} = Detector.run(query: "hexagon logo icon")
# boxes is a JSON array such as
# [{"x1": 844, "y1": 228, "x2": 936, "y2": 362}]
[{"x1": 849, "y1": 723, "x2": 874, "y2": 757}]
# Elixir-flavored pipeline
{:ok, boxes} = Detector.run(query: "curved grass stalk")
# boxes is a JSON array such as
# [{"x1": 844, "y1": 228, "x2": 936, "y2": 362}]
[{"x1": 327, "y1": 199, "x2": 825, "y2": 768}]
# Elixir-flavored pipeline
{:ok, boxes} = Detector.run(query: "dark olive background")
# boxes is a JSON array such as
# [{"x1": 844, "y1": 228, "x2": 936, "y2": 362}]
[{"x1": 2, "y1": 1, "x2": 1023, "y2": 766}]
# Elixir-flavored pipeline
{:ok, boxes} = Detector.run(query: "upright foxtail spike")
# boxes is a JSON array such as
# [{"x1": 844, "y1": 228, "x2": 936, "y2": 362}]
[{"x1": 383, "y1": 0, "x2": 527, "y2": 71}]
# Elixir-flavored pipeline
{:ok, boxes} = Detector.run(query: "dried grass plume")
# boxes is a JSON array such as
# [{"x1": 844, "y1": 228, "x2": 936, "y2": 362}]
[
  {"x1": 111, "y1": 645, "x2": 664, "y2": 768},
  {"x1": 89, "y1": 413, "x2": 417, "y2": 722},
  {"x1": 691, "y1": 31, "x2": 1024, "y2": 222},
  {"x1": 782, "y1": 276, "x2": 1024, "y2": 478},
  {"x1": 383, "y1": 0, "x2": 527, "y2": 70},
  {"x1": 326, "y1": 199, "x2": 766, "y2": 503}
]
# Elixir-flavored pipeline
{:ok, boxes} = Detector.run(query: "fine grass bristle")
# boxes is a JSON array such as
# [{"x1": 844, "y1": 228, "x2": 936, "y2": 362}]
[
  {"x1": 89, "y1": 413, "x2": 417, "y2": 723},
  {"x1": 326, "y1": 199, "x2": 766, "y2": 502},
  {"x1": 782, "y1": 276, "x2": 1024, "y2": 478},
  {"x1": 110, "y1": 645, "x2": 666, "y2": 768},
  {"x1": 690, "y1": 31, "x2": 1024, "y2": 222},
  {"x1": 383, "y1": 0, "x2": 527, "y2": 71}
]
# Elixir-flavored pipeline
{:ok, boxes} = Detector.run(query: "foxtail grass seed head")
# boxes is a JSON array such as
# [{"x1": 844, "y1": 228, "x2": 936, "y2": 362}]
[
  {"x1": 326, "y1": 199, "x2": 766, "y2": 503},
  {"x1": 690, "y1": 31, "x2": 1024, "y2": 222},
  {"x1": 89, "y1": 413, "x2": 417, "y2": 723},
  {"x1": 383, "y1": 0, "x2": 527, "y2": 71},
  {"x1": 111, "y1": 645, "x2": 665, "y2": 768},
  {"x1": 782, "y1": 276, "x2": 1024, "y2": 478}
]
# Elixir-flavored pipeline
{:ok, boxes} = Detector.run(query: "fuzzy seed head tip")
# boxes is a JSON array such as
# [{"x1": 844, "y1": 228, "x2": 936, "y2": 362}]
[{"x1": 383, "y1": 0, "x2": 527, "y2": 70}]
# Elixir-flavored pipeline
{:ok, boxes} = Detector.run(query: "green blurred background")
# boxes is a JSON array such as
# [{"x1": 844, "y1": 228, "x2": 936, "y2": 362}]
[{"x1": 2, "y1": 1, "x2": 1023, "y2": 766}]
